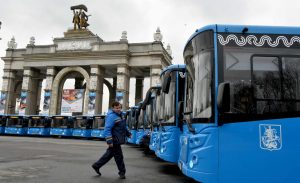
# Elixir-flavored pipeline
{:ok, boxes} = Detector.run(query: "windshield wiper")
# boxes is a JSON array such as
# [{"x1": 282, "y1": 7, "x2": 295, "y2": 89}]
[
  {"x1": 158, "y1": 119, "x2": 166, "y2": 132},
  {"x1": 183, "y1": 112, "x2": 195, "y2": 134}
]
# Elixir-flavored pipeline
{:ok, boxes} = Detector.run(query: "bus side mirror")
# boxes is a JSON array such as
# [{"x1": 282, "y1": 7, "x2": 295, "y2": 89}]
[
  {"x1": 162, "y1": 71, "x2": 172, "y2": 93},
  {"x1": 217, "y1": 82, "x2": 230, "y2": 113}
]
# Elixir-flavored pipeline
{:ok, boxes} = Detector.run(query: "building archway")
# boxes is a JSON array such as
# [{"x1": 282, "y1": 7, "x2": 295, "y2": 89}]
[{"x1": 50, "y1": 66, "x2": 90, "y2": 115}]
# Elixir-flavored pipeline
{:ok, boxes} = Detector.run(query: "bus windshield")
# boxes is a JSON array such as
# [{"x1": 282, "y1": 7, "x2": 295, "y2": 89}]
[
  {"x1": 29, "y1": 117, "x2": 45, "y2": 127},
  {"x1": 146, "y1": 104, "x2": 152, "y2": 128},
  {"x1": 152, "y1": 91, "x2": 162, "y2": 126},
  {"x1": 7, "y1": 117, "x2": 25, "y2": 127},
  {"x1": 184, "y1": 31, "x2": 214, "y2": 123},
  {"x1": 221, "y1": 40, "x2": 300, "y2": 121},
  {"x1": 93, "y1": 117, "x2": 105, "y2": 129},
  {"x1": 0, "y1": 116, "x2": 7, "y2": 126},
  {"x1": 137, "y1": 109, "x2": 144, "y2": 128},
  {"x1": 74, "y1": 118, "x2": 90, "y2": 129},
  {"x1": 131, "y1": 109, "x2": 137, "y2": 129},
  {"x1": 52, "y1": 117, "x2": 71, "y2": 128},
  {"x1": 161, "y1": 72, "x2": 176, "y2": 125}
]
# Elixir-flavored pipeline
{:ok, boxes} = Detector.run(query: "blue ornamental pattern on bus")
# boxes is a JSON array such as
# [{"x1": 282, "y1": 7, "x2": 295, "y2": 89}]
[
  {"x1": 259, "y1": 124, "x2": 282, "y2": 151},
  {"x1": 218, "y1": 34, "x2": 300, "y2": 47}
]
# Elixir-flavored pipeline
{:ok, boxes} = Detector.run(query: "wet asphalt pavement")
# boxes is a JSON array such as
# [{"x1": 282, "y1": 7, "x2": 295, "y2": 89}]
[{"x1": 0, "y1": 136, "x2": 197, "y2": 183}]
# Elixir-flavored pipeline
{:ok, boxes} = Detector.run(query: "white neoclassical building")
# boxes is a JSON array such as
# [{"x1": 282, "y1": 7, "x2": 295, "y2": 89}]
[{"x1": 1, "y1": 26, "x2": 172, "y2": 115}]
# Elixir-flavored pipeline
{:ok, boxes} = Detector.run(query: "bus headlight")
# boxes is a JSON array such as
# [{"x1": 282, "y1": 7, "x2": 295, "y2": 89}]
[
  {"x1": 189, "y1": 155, "x2": 198, "y2": 169},
  {"x1": 160, "y1": 145, "x2": 167, "y2": 153}
]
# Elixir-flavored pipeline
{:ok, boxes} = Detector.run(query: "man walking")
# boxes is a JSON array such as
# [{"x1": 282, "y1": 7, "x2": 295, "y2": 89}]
[{"x1": 92, "y1": 101, "x2": 131, "y2": 179}]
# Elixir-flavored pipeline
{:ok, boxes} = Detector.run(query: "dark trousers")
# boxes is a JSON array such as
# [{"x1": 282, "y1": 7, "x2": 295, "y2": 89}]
[{"x1": 93, "y1": 144, "x2": 126, "y2": 175}]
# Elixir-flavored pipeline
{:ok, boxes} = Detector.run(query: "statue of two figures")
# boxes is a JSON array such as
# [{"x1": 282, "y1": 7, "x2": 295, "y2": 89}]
[{"x1": 71, "y1": 4, "x2": 90, "y2": 30}]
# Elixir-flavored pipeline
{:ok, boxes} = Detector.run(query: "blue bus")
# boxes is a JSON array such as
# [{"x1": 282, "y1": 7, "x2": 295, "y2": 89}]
[
  {"x1": 0, "y1": 115, "x2": 7, "y2": 134},
  {"x1": 178, "y1": 24, "x2": 300, "y2": 183},
  {"x1": 5, "y1": 115, "x2": 29, "y2": 135},
  {"x1": 27, "y1": 115, "x2": 52, "y2": 136},
  {"x1": 155, "y1": 64, "x2": 186, "y2": 163},
  {"x1": 91, "y1": 115, "x2": 106, "y2": 138},
  {"x1": 135, "y1": 102, "x2": 147, "y2": 145},
  {"x1": 50, "y1": 115, "x2": 75, "y2": 136},
  {"x1": 141, "y1": 86, "x2": 162, "y2": 151},
  {"x1": 127, "y1": 106, "x2": 139, "y2": 144},
  {"x1": 72, "y1": 115, "x2": 93, "y2": 137}
]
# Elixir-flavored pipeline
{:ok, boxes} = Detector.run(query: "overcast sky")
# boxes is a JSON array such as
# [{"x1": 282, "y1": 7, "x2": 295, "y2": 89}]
[{"x1": 1, "y1": 0, "x2": 300, "y2": 112}]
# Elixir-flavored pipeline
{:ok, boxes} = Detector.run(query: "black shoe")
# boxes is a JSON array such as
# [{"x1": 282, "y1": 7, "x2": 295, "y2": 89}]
[
  {"x1": 119, "y1": 174, "x2": 126, "y2": 179},
  {"x1": 92, "y1": 164, "x2": 101, "y2": 176}
]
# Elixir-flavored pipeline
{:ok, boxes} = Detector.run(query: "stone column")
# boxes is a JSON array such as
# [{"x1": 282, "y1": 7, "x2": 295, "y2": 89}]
[
  {"x1": 19, "y1": 68, "x2": 39, "y2": 115},
  {"x1": 116, "y1": 65, "x2": 130, "y2": 109},
  {"x1": 45, "y1": 67, "x2": 57, "y2": 115},
  {"x1": 88, "y1": 65, "x2": 104, "y2": 115},
  {"x1": 1, "y1": 69, "x2": 17, "y2": 114},
  {"x1": 108, "y1": 77, "x2": 117, "y2": 108},
  {"x1": 35, "y1": 79, "x2": 43, "y2": 114},
  {"x1": 135, "y1": 77, "x2": 144, "y2": 105},
  {"x1": 150, "y1": 66, "x2": 162, "y2": 87}
]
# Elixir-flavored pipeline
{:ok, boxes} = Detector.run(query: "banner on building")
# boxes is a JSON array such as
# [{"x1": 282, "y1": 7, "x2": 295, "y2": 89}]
[
  {"x1": 42, "y1": 91, "x2": 51, "y2": 115},
  {"x1": 19, "y1": 91, "x2": 27, "y2": 115},
  {"x1": 116, "y1": 91, "x2": 124, "y2": 104},
  {"x1": 88, "y1": 91, "x2": 96, "y2": 115},
  {"x1": 0, "y1": 91, "x2": 7, "y2": 114},
  {"x1": 61, "y1": 89, "x2": 84, "y2": 115}
]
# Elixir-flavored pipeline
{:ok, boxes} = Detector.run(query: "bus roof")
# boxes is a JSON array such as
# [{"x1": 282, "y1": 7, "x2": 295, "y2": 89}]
[
  {"x1": 185, "y1": 24, "x2": 300, "y2": 50},
  {"x1": 160, "y1": 64, "x2": 186, "y2": 77}
]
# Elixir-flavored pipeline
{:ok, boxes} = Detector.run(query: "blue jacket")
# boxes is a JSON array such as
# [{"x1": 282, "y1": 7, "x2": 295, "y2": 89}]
[{"x1": 104, "y1": 110, "x2": 131, "y2": 145}]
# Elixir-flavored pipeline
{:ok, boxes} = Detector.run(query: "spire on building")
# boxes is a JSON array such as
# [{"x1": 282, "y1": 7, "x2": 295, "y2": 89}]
[
  {"x1": 29, "y1": 36, "x2": 35, "y2": 46},
  {"x1": 120, "y1": 31, "x2": 128, "y2": 42},
  {"x1": 166, "y1": 44, "x2": 172, "y2": 56},
  {"x1": 7, "y1": 36, "x2": 17, "y2": 49},
  {"x1": 153, "y1": 27, "x2": 163, "y2": 42}
]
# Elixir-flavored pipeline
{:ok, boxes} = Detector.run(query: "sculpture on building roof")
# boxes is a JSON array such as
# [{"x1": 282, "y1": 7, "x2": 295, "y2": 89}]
[
  {"x1": 71, "y1": 4, "x2": 91, "y2": 30},
  {"x1": 29, "y1": 36, "x2": 35, "y2": 45},
  {"x1": 154, "y1": 27, "x2": 163, "y2": 42},
  {"x1": 7, "y1": 36, "x2": 17, "y2": 49}
]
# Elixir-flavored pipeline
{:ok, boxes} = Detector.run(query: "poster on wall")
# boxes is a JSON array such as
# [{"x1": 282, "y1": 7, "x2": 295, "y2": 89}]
[
  {"x1": 61, "y1": 89, "x2": 84, "y2": 115},
  {"x1": 42, "y1": 91, "x2": 51, "y2": 115},
  {"x1": 88, "y1": 91, "x2": 96, "y2": 115},
  {"x1": 0, "y1": 91, "x2": 7, "y2": 114},
  {"x1": 116, "y1": 91, "x2": 124, "y2": 104},
  {"x1": 19, "y1": 91, "x2": 27, "y2": 115}
]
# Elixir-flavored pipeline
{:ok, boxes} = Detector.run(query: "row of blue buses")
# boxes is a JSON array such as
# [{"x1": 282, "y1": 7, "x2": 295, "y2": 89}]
[
  {"x1": 0, "y1": 114, "x2": 106, "y2": 138},
  {"x1": 2, "y1": 24, "x2": 299, "y2": 183},
  {"x1": 126, "y1": 24, "x2": 300, "y2": 183}
]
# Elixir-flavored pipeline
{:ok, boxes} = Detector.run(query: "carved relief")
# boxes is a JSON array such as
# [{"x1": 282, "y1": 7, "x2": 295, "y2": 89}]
[{"x1": 57, "y1": 40, "x2": 92, "y2": 51}]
